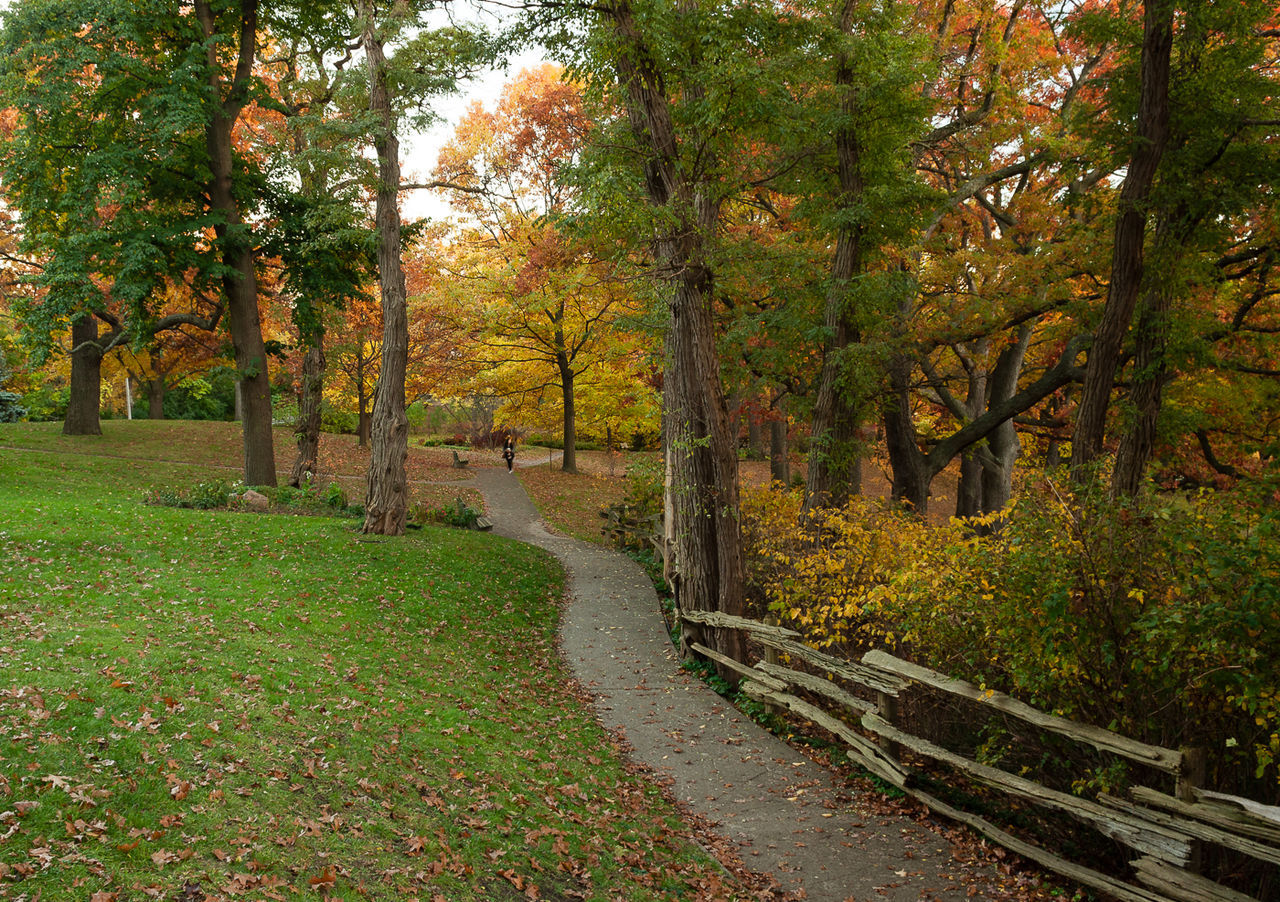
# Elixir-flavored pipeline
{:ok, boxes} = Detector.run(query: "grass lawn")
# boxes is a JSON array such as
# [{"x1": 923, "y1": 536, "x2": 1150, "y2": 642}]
[{"x1": 0, "y1": 422, "x2": 759, "y2": 900}]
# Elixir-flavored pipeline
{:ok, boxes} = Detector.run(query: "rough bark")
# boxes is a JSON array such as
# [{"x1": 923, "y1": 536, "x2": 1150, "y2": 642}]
[
  {"x1": 1070, "y1": 0, "x2": 1173, "y2": 480},
  {"x1": 196, "y1": 0, "x2": 275, "y2": 487},
  {"x1": 608, "y1": 0, "x2": 746, "y2": 678},
  {"x1": 882, "y1": 355, "x2": 931, "y2": 512},
  {"x1": 558, "y1": 350, "x2": 579, "y2": 474},
  {"x1": 147, "y1": 380, "x2": 165, "y2": 419},
  {"x1": 769, "y1": 416, "x2": 790, "y2": 486},
  {"x1": 360, "y1": 3, "x2": 409, "y2": 536},
  {"x1": 804, "y1": 0, "x2": 867, "y2": 514},
  {"x1": 290, "y1": 341, "x2": 325, "y2": 487},
  {"x1": 63, "y1": 314, "x2": 103, "y2": 436},
  {"x1": 1112, "y1": 286, "x2": 1171, "y2": 496}
]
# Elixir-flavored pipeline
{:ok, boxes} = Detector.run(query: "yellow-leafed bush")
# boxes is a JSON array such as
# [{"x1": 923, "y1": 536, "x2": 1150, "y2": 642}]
[{"x1": 739, "y1": 484, "x2": 939, "y2": 653}]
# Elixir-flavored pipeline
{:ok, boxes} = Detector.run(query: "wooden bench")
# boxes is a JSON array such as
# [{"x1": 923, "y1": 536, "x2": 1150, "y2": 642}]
[{"x1": 451, "y1": 449, "x2": 470, "y2": 469}]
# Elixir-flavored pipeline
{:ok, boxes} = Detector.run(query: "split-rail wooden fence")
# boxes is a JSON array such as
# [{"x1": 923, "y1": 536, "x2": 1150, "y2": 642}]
[{"x1": 680, "y1": 608, "x2": 1280, "y2": 902}]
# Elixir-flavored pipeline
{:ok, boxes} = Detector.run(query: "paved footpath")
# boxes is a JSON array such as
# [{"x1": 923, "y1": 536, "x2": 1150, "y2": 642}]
[{"x1": 471, "y1": 466, "x2": 999, "y2": 901}]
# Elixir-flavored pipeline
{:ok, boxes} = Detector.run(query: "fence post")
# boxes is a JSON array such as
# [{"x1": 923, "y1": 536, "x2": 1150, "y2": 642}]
[
  {"x1": 763, "y1": 615, "x2": 782, "y2": 716},
  {"x1": 877, "y1": 690, "x2": 901, "y2": 761},
  {"x1": 1176, "y1": 746, "x2": 1206, "y2": 874}
]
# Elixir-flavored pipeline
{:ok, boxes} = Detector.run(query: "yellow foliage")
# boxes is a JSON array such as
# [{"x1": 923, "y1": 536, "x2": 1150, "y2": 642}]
[{"x1": 740, "y1": 484, "x2": 936, "y2": 652}]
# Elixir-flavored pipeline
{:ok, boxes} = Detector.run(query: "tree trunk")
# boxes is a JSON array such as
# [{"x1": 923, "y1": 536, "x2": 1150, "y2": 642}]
[
  {"x1": 955, "y1": 452, "x2": 983, "y2": 519},
  {"x1": 666, "y1": 269, "x2": 747, "y2": 670},
  {"x1": 196, "y1": 0, "x2": 275, "y2": 487},
  {"x1": 882, "y1": 355, "x2": 930, "y2": 512},
  {"x1": 769, "y1": 416, "x2": 790, "y2": 486},
  {"x1": 1070, "y1": 0, "x2": 1173, "y2": 480},
  {"x1": 977, "y1": 326, "x2": 1032, "y2": 515},
  {"x1": 745, "y1": 410, "x2": 764, "y2": 461},
  {"x1": 558, "y1": 352, "x2": 579, "y2": 475},
  {"x1": 954, "y1": 339, "x2": 990, "y2": 519},
  {"x1": 290, "y1": 341, "x2": 325, "y2": 487},
  {"x1": 360, "y1": 3, "x2": 409, "y2": 536},
  {"x1": 608, "y1": 0, "x2": 746, "y2": 679},
  {"x1": 63, "y1": 313, "x2": 103, "y2": 436},
  {"x1": 804, "y1": 0, "x2": 868, "y2": 514},
  {"x1": 1113, "y1": 276, "x2": 1172, "y2": 497},
  {"x1": 147, "y1": 379, "x2": 165, "y2": 419}
]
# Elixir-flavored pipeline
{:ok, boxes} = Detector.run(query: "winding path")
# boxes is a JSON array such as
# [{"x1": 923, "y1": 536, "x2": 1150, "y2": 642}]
[{"x1": 470, "y1": 465, "x2": 999, "y2": 901}]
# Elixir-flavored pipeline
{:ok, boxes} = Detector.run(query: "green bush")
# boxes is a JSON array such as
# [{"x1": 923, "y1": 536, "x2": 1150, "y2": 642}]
[
  {"x1": 407, "y1": 497, "x2": 482, "y2": 530},
  {"x1": 21, "y1": 384, "x2": 68, "y2": 421},
  {"x1": 321, "y1": 402, "x2": 358, "y2": 435},
  {"x1": 145, "y1": 479, "x2": 234, "y2": 510},
  {"x1": 164, "y1": 370, "x2": 236, "y2": 421}
]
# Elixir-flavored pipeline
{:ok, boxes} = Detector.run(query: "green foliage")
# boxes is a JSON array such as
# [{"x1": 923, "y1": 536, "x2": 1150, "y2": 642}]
[
  {"x1": 163, "y1": 369, "x2": 237, "y2": 421},
  {"x1": 410, "y1": 497, "x2": 483, "y2": 530},
  {"x1": 145, "y1": 478, "x2": 235, "y2": 511},
  {"x1": 600, "y1": 455, "x2": 663, "y2": 553},
  {"x1": 321, "y1": 401, "x2": 359, "y2": 436},
  {"x1": 19, "y1": 382, "x2": 67, "y2": 421}
]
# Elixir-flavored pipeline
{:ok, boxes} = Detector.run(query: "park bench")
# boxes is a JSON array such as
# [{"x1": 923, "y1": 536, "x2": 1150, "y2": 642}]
[{"x1": 451, "y1": 449, "x2": 470, "y2": 469}]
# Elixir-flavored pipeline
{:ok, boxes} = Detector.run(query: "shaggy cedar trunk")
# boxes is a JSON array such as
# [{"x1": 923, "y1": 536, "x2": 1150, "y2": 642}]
[
  {"x1": 360, "y1": 8, "x2": 409, "y2": 536},
  {"x1": 197, "y1": 0, "x2": 275, "y2": 487},
  {"x1": 1071, "y1": 0, "x2": 1173, "y2": 480},
  {"x1": 805, "y1": 0, "x2": 866, "y2": 514},
  {"x1": 665, "y1": 265, "x2": 747, "y2": 670},
  {"x1": 63, "y1": 314, "x2": 103, "y2": 436},
  {"x1": 608, "y1": 0, "x2": 746, "y2": 678},
  {"x1": 290, "y1": 342, "x2": 325, "y2": 487}
]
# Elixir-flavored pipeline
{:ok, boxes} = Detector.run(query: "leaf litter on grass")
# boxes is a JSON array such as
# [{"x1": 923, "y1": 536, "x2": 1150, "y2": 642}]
[{"x1": 0, "y1": 422, "x2": 779, "y2": 901}]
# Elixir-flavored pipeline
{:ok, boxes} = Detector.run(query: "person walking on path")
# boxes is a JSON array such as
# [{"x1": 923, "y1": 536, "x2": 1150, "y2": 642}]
[{"x1": 501, "y1": 437, "x2": 515, "y2": 472}]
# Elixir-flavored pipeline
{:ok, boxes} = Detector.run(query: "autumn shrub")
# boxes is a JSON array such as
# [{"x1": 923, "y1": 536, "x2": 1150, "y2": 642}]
[
  {"x1": 882, "y1": 478, "x2": 1280, "y2": 797},
  {"x1": 739, "y1": 485, "x2": 933, "y2": 653}
]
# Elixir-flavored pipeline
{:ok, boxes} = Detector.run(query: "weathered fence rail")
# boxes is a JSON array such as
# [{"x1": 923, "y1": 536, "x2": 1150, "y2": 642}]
[{"x1": 679, "y1": 608, "x2": 1280, "y2": 902}]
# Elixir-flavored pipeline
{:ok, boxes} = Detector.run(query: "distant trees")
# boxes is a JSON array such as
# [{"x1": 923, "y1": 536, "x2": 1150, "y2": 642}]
[{"x1": 432, "y1": 66, "x2": 650, "y2": 474}]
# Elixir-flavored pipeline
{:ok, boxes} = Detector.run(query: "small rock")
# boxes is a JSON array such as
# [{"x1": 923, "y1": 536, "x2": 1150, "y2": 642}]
[{"x1": 241, "y1": 489, "x2": 270, "y2": 511}]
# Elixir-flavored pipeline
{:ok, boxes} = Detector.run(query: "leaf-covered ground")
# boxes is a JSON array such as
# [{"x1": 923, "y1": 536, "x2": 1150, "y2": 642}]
[{"x1": 0, "y1": 422, "x2": 777, "y2": 900}]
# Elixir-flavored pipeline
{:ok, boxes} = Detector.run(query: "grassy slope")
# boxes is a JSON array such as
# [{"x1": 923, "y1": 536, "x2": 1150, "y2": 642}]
[{"x1": 0, "y1": 422, "x2": 753, "y2": 901}]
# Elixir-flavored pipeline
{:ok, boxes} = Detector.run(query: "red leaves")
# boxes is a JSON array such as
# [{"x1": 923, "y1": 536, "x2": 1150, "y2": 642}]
[
  {"x1": 307, "y1": 866, "x2": 337, "y2": 889},
  {"x1": 499, "y1": 868, "x2": 542, "y2": 899}
]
